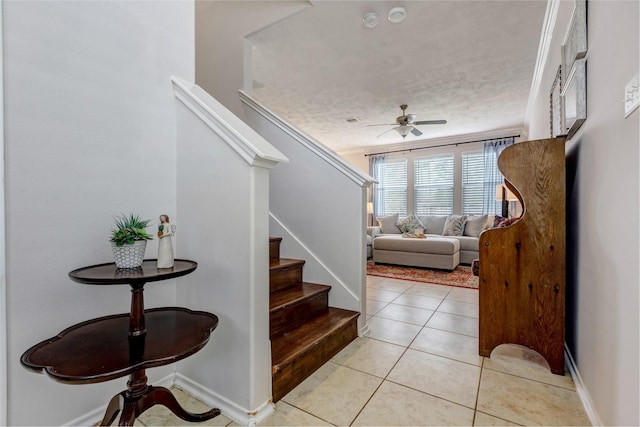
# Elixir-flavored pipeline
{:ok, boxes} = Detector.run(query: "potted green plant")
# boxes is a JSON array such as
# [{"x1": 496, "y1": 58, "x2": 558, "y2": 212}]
[{"x1": 109, "y1": 213, "x2": 154, "y2": 268}]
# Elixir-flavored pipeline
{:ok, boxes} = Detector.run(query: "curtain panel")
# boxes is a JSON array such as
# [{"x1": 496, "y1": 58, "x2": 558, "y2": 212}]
[
  {"x1": 369, "y1": 154, "x2": 386, "y2": 224},
  {"x1": 482, "y1": 137, "x2": 515, "y2": 215}
]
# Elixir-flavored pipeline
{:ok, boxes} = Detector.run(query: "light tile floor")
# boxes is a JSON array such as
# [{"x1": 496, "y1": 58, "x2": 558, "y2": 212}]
[{"x1": 137, "y1": 274, "x2": 591, "y2": 426}]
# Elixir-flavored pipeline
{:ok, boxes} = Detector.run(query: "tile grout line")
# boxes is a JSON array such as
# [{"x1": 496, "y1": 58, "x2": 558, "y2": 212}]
[
  {"x1": 279, "y1": 399, "x2": 337, "y2": 427},
  {"x1": 373, "y1": 279, "x2": 554, "y2": 390},
  {"x1": 472, "y1": 357, "x2": 487, "y2": 425},
  {"x1": 349, "y1": 281, "x2": 452, "y2": 425}
]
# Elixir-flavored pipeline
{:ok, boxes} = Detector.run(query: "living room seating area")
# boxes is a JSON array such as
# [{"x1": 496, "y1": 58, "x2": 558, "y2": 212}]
[{"x1": 368, "y1": 213, "x2": 502, "y2": 269}]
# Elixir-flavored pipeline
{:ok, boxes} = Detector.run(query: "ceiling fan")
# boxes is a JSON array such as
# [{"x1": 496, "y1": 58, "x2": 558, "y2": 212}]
[{"x1": 369, "y1": 104, "x2": 447, "y2": 138}]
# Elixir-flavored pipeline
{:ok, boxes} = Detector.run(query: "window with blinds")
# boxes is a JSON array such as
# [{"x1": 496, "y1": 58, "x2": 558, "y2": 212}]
[
  {"x1": 374, "y1": 159, "x2": 407, "y2": 216},
  {"x1": 414, "y1": 154, "x2": 454, "y2": 215},
  {"x1": 462, "y1": 151, "x2": 485, "y2": 215}
]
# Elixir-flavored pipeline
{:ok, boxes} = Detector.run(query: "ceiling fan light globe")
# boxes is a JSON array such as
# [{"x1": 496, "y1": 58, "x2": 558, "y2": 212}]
[{"x1": 395, "y1": 125, "x2": 412, "y2": 137}]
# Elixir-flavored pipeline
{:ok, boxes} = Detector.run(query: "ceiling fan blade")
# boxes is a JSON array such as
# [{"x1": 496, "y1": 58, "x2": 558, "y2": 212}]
[
  {"x1": 376, "y1": 127, "x2": 397, "y2": 138},
  {"x1": 367, "y1": 123, "x2": 396, "y2": 127},
  {"x1": 410, "y1": 127, "x2": 423, "y2": 136},
  {"x1": 414, "y1": 120, "x2": 447, "y2": 125}
]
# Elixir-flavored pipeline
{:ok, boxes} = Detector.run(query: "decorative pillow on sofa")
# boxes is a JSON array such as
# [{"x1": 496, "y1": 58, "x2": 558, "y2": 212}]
[
  {"x1": 492, "y1": 215, "x2": 506, "y2": 228},
  {"x1": 497, "y1": 217, "x2": 520, "y2": 227},
  {"x1": 419, "y1": 215, "x2": 448, "y2": 235},
  {"x1": 489, "y1": 215, "x2": 520, "y2": 228},
  {"x1": 463, "y1": 214, "x2": 490, "y2": 237},
  {"x1": 395, "y1": 213, "x2": 425, "y2": 234},
  {"x1": 442, "y1": 215, "x2": 467, "y2": 236},
  {"x1": 376, "y1": 213, "x2": 402, "y2": 234}
]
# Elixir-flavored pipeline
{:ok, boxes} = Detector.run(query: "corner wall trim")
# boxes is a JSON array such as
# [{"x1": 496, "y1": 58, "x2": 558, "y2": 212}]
[
  {"x1": 565, "y1": 344, "x2": 603, "y2": 426},
  {"x1": 524, "y1": 0, "x2": 560, "y2": 125}
]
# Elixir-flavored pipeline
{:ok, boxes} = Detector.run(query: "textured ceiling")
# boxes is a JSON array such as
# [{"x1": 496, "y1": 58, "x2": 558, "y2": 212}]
[{"x1": 247, "y1": 0, "x2": 548, "y2": 153}]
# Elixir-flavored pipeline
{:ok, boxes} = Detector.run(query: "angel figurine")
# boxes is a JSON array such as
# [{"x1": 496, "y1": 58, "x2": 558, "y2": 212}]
[{"x1": 157, "y1": 214, "x2": 176, "y2": 268}]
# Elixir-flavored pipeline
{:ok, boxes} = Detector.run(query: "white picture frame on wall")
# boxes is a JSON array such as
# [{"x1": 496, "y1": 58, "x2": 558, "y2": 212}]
[
  {"x1": 550, "y1": 65, "x2": 563, "y2": 137},
  {"x1": 562, "y1": 0, "x2": 587, "y2": 73},
  {"x1": 561, "y1": 0, "x2": 587, "y2": 140},
  {"x1": 562, "y1": 58, "x2": 587, "y2": 139}
]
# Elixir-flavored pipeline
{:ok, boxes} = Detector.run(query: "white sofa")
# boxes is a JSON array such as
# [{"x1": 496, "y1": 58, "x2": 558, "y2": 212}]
[{"x1": 368, "y1": 213, "x2": 494, "y2": 269}]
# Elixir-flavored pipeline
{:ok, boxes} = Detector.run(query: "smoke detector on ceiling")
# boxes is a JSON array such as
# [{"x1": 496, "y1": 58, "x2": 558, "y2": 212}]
[
  {"x1": 363, "y1": 12, "x2": 379, "y2": 29},
  {"x1": 388, "y1": 7, "x2": 406, "y2": 23}
]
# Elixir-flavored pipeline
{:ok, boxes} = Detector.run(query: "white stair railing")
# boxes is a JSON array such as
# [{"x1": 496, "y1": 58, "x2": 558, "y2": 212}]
[{"x1": 240, "y1": 91, "x2": 375, "y2": 335}]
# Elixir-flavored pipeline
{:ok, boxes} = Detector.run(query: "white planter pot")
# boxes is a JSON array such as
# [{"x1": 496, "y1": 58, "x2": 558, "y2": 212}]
[{"x1": 110, "y1": 240, "x2": 147, "y2": 269}]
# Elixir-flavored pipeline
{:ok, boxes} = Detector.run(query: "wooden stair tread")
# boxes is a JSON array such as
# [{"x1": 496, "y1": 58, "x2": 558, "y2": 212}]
[
  {"x1": 271, "y1": 307, "x2": 359, "y2": 369},
  {"x1": 270, "y1": 258, "x2": 305, "y2": 270},
  {"x1": 268, "y1": 236, "x2": 360, "y2": 401},
  {"x1": 270, "y1": 282, "x2": 330, "y2": 311}
]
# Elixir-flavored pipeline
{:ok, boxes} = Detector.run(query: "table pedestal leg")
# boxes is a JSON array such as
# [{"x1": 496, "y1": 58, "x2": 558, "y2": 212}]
[
  {"x1": 99, "y1": 370, "x2": 220, "y2": 426},
  {"x1": 100, "y1": 394, "x2": 123, "y2": 426}
]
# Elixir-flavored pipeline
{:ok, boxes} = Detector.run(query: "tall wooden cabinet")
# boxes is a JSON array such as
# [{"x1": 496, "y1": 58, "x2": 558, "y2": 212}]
[{"x1": 478, "y1": 137, "x2": 566, "y2": 374}]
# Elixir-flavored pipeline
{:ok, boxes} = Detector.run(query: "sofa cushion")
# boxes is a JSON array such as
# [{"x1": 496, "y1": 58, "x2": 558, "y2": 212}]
[
  {"x1": 373, "y1": 234, "x2": 460, "y2": 255},
  {"x1": 464, "y1": 214, "x2": 490, "y2": 237},
  {"x1": 376, "y1": 213, "x2": 402, "y2": 234},
  {"x1": 443, "y1": 215, "x2": 466, "y2": 236},
  {"x1": 396, "y1": 213, "x2": 425, "y2": 234},
  {"x1": 455, "y1": 235, "x2": 480, "y2": 252},
  {"x1": 419, "y1": 215, "x2": 448, "y2": 235}
]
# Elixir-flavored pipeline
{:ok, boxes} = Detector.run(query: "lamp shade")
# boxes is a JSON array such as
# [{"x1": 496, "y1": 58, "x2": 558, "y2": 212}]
[
  {"x1": 366, "y1": 202, "x2": 374, "y2": 214},
  {"x1": 495, "y1": 184, "x2": 518, "y2": 201}
]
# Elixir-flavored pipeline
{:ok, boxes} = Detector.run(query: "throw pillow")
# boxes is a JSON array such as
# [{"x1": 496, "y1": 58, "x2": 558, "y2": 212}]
[
  {"x1": 497, "y1": 217, "x2": 520, "y2": 227},
  {"x1": 376, "y1": 213, "x2": 402, "y2": 234},
  {"x1": 492, "y1": 215, "x2": 507, "y2": 228},
  {"x1": 442, "y1": 215, "x2": 467, "y2": 236},
  {"x1": 396, "y1": 213, "x2": 425, "y2": 234},
  {"x1": 463, "y1": 214, "x2": 489, "y2": 237},
  {"x1": 419, "y1": 215, "x2": 448, "y2": 235}
]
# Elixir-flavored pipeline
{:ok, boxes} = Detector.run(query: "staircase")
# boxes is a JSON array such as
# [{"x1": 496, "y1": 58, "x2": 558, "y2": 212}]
[{"x1": 269, "y1": 237, "x2": 360, "y2": 402}]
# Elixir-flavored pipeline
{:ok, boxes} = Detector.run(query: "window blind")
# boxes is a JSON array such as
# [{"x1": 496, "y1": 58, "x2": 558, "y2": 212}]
[
  {"x1": 462, "y1": 151, "x2": 485, "y2": 215},
  {"x1": 374, "y1": 159, "x2": 407, "y2": 216},
  {"x1": 414, "y1": 154, "x2": 454, "y2": 215}
]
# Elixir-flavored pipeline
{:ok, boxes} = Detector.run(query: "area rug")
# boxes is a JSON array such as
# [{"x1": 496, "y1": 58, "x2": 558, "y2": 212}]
[{"x1": 367, "y1": 260, "x2": 479, "y2": 289}]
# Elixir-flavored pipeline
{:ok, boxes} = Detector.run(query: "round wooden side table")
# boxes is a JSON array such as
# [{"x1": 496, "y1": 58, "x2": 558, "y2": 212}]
[{"x1": 21, "y1": 259, "x2": 220, "y2": 426}]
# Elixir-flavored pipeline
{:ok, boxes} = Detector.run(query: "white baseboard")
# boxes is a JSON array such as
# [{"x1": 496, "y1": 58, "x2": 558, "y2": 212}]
[
  {"x1": 565, "y1": 344, "x2": 603, "y2": 426},
  {"x1": 174, "y1": 373, "x2": 274, "y2": 426},
  {"x1": 359, "y1": 322, "x2": 370, "y2": 337}
]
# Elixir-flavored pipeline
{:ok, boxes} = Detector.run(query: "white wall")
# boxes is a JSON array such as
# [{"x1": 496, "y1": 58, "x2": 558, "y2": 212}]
[
  {"x1": 3, "y1": 1, "x2": 194, "y2": 424},
  {"x1": 0, "y1": 4, "x2": 7, "y2": 424},
  {"x1": 195, "y1": 0, "x2": 309, "y2": 120},
  {"x1": 526, "y1": 1, "x2": 639, "y2": 425},
  {"x1": 340, "y1": 151, "x2": 369, "y2": 175}
]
